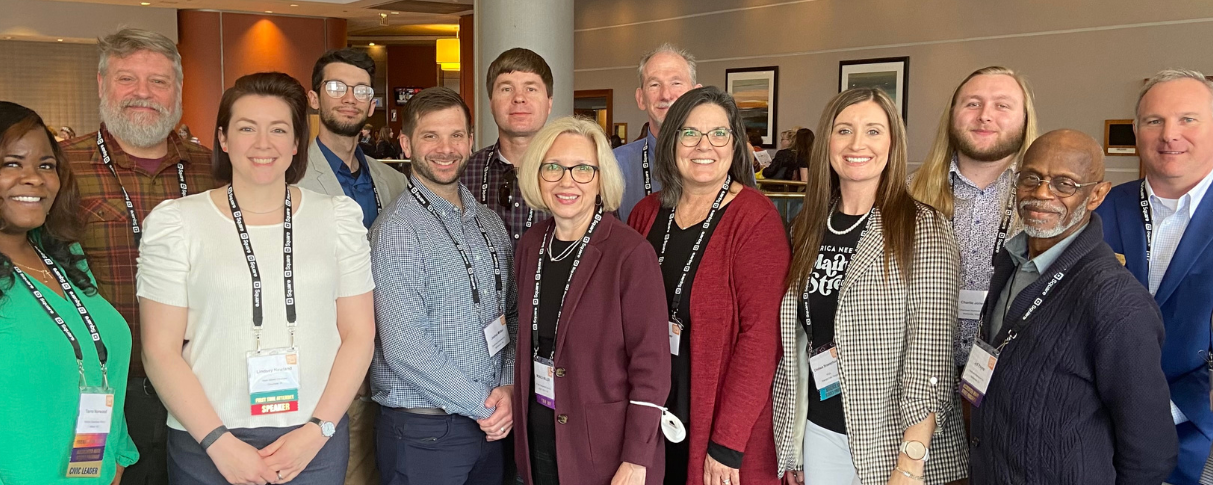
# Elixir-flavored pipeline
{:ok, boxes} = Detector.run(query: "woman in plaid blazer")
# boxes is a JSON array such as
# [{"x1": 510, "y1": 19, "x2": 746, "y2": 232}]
[{"x1": 771, "y1": 88, "x2": 968, "y2": 485}]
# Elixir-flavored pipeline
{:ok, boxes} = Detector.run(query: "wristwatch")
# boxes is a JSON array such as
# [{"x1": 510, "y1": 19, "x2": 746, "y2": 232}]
[
  {"x1": 900, "y1": 440, "x2": 929, "y2": 461},
  {"x1": 309, "y1": 417, "x2": 336, "y2": 438}
]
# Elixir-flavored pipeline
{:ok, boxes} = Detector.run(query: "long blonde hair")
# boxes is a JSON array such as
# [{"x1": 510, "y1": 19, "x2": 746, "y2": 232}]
[
  {"x1": 908, "y1": 66, "x2": 1038, "y2": 218},
  {"x1": 787, "y1": 88, "x2": 916, "y2": 291}
]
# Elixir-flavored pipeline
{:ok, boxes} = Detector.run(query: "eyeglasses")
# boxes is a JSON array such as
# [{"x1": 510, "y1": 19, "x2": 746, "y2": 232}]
[
  {"x1": 678, "y1": 128, "x2": 733, "y2": 147},
  {"x1": 1015, "y1": 172, "x2": 1101, "y2": 197},
  {"x1": 540, "y1": 163, "x2": 599, "y2": 184},
  {"x1": 323, "y1": 80, "x2": 375, "y2": 102},
  {"x1": 499, "y1": 165, "x2": 516, "y2": 206}
]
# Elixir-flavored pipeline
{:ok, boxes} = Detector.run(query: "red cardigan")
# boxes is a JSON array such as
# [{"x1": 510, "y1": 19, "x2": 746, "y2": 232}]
[
  {"x1": 513, "y1": 214, "x2": 671, "y2": 485},
  {"x1": 628, "y1": 187, "x2": 790, "y2": 485}
]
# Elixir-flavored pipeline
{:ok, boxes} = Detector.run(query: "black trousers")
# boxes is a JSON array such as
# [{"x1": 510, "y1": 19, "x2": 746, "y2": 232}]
[{"x1": 119, "y1": 377, "x2": 169, "y2": 485}]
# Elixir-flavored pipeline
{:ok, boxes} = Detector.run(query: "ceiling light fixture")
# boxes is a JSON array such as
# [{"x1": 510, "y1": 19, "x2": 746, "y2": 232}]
[
  {"x1": 290, "y1": 3, "x2": 298, "y2": 6},
  {"x1": 140, "y1": 2, "x2": 151, "y2": 5},
  {"x1": 379, "y1": 13, "x2": 388, "y2": 26},
  {"x1": 265, "y1": 10, "x2": 273, "y2": 13},
  {"x1": 57, "y1": 39, "x2": 64, "y2": 42},
  {"x1": 368, "y1": 42, "x2": 376, "y2": 46},
  {"x1": 391, "y1": 11, "x2": 399, "y2": 14}
]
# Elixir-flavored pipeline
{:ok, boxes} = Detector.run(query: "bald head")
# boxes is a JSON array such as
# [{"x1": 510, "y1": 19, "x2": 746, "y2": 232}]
[{"x1": 1023, "y1": 129, "x2": 1104, "y2": 181}]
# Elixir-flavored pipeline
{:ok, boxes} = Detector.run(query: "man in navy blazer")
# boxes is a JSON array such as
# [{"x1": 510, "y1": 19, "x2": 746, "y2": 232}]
[{"x1": 1096, "y1": 69, "x2": 1213, "y2": 484}]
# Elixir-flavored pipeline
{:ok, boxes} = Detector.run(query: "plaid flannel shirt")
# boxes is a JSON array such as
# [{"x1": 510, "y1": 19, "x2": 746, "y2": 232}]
[
  {"x1": 460, "y1": 143, "x2": 549, "y2": 244},
  {"x1": 62, "y1": 125, "x2": 216, "y2": 377}
]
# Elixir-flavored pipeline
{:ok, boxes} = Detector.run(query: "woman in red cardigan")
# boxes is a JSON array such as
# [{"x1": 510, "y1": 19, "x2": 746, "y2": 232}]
[{"x1": 628, "y1": 86, "x2": 790, "y2": 485}]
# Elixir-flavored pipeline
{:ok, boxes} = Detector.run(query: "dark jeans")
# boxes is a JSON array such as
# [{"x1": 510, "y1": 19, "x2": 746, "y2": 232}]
[
  {"x1": 119, "y1": 377, "x2": 169, "y2": 485},
  {"x1": 376, "y1": 407, "x2": 504, "y2": 485},
  {"x1": 167, "y1": 415, "x2": 350, "y2": 485}
]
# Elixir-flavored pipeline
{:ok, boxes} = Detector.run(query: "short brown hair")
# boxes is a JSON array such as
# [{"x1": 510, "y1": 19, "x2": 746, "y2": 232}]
[
  {"x1": 485, "y1": 48, "x2": 553, "y2": 98},
  {"x1": 212, "y1": 72, "x2": 310, "y2": 185},
  {"x1": 401, "y1": 87, "x2": 471, "y2": 139}
]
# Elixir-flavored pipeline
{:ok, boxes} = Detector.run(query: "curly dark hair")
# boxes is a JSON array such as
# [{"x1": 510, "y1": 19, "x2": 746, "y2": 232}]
[{"x1": 0, "y1": 101, "x2": 93, "y2": 300}]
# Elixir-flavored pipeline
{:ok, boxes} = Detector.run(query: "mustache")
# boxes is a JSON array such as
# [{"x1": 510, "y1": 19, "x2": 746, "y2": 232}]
[
  {"x1": 425, "y1": 154, "x2": 464, "y2": 163},
  {"x1": 119, "y1": 98, "x2": 170, "y2": 115},
  {"x1": 1018, "y1": 198, "x2": 1064, "y2": 214}
]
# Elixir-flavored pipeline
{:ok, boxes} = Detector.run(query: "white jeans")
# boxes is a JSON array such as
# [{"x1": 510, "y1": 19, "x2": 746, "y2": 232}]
[{"x1": 803, "y1": 420, "x2": 862, "y2": 485}]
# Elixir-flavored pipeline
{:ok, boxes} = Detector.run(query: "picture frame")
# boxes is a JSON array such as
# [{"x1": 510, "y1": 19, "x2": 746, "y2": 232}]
[
  {"x1": 839, "y1": 56, "x2": 910, "y2": 122},
  {"x1": 725, "y1": 66, "x2": 779, "y2": 147}
]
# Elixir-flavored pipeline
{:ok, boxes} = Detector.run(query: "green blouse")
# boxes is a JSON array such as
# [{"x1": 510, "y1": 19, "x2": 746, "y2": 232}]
[{"x1": 0, "y1": 241, "x2": 138, "y2": 484}]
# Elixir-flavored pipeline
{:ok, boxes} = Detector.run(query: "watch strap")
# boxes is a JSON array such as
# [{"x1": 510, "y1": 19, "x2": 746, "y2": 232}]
[
  {"x1": 309, "y1": 417, "x2": 335, "y2": 437},
  {"x1": 199, "y1": 425, "x2": 229, "y2": 451}
]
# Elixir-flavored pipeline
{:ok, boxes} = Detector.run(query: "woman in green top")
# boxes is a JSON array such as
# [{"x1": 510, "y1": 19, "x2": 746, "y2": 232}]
[{"x1": 0, "y1": 101, "x2": 138, "y2": 484}]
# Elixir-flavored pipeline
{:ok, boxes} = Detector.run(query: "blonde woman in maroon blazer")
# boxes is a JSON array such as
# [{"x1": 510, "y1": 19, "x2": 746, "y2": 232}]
[
  {"x1": 513, "y1": 116, "x2": 671, "y2": 485},
  {"x1": 628, "y1": 86, "x2": 790, "y2": 485}
]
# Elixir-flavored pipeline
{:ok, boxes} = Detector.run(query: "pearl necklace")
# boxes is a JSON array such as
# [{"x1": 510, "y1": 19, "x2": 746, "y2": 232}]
[{"x1": 826, "y1": 204, "x2": 872, "y2": 235}]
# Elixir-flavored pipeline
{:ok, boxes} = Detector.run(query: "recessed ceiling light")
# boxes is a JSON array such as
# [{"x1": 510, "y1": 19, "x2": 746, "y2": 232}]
[
  {"x1": 140, "y1": 2, "x2": 151, "y2": 5},
  {"x1": 265, "y1": 10, "x2": 273, "y2": 13},
  {"x1": 391, "y1": 11, "x2": 399, "y2": 14},
  {"x1": 4, "y1": 36, "x2": 12, "y2": 40},
  {"x1": 290, "y1": 3, "x2": 298, "y2": 6},
  {"x1": 57, "y1": 39, "x2": 63, "y2": 42},
  {"x1": 368, "y1": 42, "x2": 375, "y2": 46}
]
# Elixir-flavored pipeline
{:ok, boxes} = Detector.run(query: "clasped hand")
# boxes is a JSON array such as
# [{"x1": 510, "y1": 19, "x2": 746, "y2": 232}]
[
  {"x1": 206, "y1": 424, "x2": 327, "y2": 485},
  {"x1": 477, "y1": 385, "x2": 514, "y2": 441}
]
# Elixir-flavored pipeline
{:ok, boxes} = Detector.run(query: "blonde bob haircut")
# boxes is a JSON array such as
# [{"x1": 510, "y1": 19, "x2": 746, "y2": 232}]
[
  {"x1": 907, "y1": 66, "x2": 1038, "y2": 218},
  {"x1": 518, "y1": 116, "x2": 626, "y2": 213}
]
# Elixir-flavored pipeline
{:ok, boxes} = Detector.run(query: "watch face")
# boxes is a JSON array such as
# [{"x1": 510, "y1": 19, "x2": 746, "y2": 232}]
[
  {"x1": 321, "y1": 421, "x2": 336, "y2": 437},
  {"x1": 904, "y1": 441, "x2": 926, "y2": 460}
]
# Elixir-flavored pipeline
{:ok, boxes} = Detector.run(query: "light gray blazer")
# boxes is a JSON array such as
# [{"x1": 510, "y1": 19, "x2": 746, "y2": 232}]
[
  {"x1": 297, "y1": 138, "x2": 408, "y2": 217},
  {"x1": 772, "y1": 203, "x2": 969, "y2": 484}
]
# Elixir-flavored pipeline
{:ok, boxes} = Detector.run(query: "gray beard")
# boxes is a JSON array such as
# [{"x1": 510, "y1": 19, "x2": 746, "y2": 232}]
[
  {"x1": 99, "y1": 97, "x2": 182, "y2": 148},
  {"x1": 1022, "y1": 200, "x2": 1087, "y2": 238}
]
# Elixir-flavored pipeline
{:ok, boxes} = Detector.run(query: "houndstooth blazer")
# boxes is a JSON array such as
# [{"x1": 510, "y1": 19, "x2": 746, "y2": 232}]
[{"x1": 772, "y1": 203, "x2": 969, "y2": 484}]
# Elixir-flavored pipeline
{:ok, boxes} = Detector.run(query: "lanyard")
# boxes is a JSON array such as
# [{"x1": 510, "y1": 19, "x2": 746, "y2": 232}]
[
  {"x1": 14, "y1": 241, "x2": 109, "y2": 389},
  {"x1": 370, "y1": 175, "x2": 383, "y2": 213},
  {"x1": 950, "y1": 171, "x2": 1015, "y2": 266},
  {"x1": 1139, "y1": 181, "x2": 1155, "y2": 268},
  {"x1": 991, "y1": 267, "x2": 1067, "y2": 352},
  {"x1": 227, "y1": 185, "x2": 296, "y2": 351},
  {"x1": 410, "y1": 180, "x2": 504, "y2": 309},
  {"x1": 642, "y1": 139, "x2": 653, "y2": 196},
  {"x1": 96, "y1": 131, "x2": 188, "y2": 245},
  {"x1": 479, "y1": 144, "x2": 535, "y2": 232},
  {"x1": 530, "y1": 205, "x2": 604, "y2": 360},
  {"x1": 658, "y1": 176, "x2": 731, "y2": 325}
]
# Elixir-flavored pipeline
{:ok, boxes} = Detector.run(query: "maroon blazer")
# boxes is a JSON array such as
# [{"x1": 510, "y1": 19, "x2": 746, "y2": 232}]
[
  {"x1": 513, "y1": 213, "x2": 671, "y2": 485},
  {"x1": 628, "y1": 187, "x2": 789, "y2": 485}
]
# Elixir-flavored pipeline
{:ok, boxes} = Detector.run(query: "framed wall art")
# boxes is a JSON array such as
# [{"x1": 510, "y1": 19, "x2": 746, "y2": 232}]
[
  {"x1": 725, "y1": 66, "x2": 779, "y2": 147},
  {"x1": 839, "y1": 56, "x2": 910, "y2": 122}
]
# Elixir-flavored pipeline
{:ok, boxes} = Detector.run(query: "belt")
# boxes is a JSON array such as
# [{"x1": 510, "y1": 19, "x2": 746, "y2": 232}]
[{"x1": 401, "y1": 407, "x2": 448, "y2": 416}]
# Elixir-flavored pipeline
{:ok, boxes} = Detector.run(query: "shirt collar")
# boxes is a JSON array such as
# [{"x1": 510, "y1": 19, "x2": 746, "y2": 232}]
[
  {"x1": 948, "y1": 153, "x2": 1016, "y2": 194},
  {"x1": 316, "y1": 136, "x2": 368, "y2": 177},
  {"x1": 1144, "y1": 166, "x2": 1213, "y2": 218},
  {"x1": 1003, "y1": 222, "x2": 1088, "y2": 274},
  {"x1": 408, "y1": 175, "x2": 478, "y2": 222}
]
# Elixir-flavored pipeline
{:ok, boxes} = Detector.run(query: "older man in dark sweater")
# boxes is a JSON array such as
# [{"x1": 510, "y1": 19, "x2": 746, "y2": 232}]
[{"x1": 965, "y1": 129, "x2": 1177, "y2": 484}]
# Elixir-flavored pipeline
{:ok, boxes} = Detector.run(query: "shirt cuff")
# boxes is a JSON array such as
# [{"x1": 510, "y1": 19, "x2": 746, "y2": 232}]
[
  {"x1": 707, "y1": 440, "x2": 744, "y2": 469},
  {"x1": 1172, "y1": 400, "x2": 1189, "y2": 425}
]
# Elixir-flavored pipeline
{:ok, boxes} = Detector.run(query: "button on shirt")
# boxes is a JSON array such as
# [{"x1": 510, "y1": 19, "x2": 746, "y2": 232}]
[
  {"x1": 369, "y1": 177, "x2": 518, "y2": 419},
  {"x1": 613, "y1": 130, "x2": 663, "y2": 223},
  {"x1": 950, "y1": 159, "x2": 1017, "y2": 366},
  {"x1": 988, "y1": 224, "x2": 1086, "y2": 340},
  {"x1": 317, "y1": 138, "x2": 379, "y2": 229}
]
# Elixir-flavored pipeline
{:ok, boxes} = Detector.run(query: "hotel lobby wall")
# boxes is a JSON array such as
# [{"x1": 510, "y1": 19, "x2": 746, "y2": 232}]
[
  {"x1": 386, "y1": 44, "x2": 439, "y2": 136},
  {"x1": 573, "y1": 0, "x2": 1213, "y2": 186},
  {"x1": 178, "y1": 10, "x2": 347, "y2": 149}
]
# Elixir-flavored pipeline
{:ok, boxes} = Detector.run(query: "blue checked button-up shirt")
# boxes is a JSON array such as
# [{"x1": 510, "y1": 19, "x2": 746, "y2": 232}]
[
  {"x1": 950, "y1": 158, "x2": 1018, "y2": 367},
  {"x1": 369, "y1": 177, "x2": 518, "y2": 419}
]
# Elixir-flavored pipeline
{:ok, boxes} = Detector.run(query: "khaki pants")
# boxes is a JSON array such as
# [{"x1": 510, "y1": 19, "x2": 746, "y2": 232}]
[{"x1": 344, "y1": 398, "x2": 381, "y2": 485}]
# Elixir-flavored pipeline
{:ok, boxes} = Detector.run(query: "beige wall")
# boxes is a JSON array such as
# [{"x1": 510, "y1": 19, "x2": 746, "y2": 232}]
[
  {"x1": 0, "y1": 40, "x2": 102, "y2": 135},
  {"x1": 0, "y1": 0, "x2": 177, "y2": 43},
  {"x1": 573, "y1": 0, "x2": 1213, "y2": 185}
]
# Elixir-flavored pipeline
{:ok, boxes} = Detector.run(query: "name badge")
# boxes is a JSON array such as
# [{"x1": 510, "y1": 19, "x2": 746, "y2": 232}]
[
  {"x1": 960, "y1": 339, "x2": 999, "y2": 407},
  {"x1": 808, "y1": 345, "x2": 841, "y2": 401},
  {"x1": 66, "y1": 390, "x2": 114, "y2": 478},
  {"x1": 247, "y1": 348, "x2": 301, "y2": 415},
  {"x1": 484, "y1": 315, "x2": 509, "y2": 357},
  {"x1": 958, "y1": 290, "x2": 987, "y2": 321},
  {"x1": 533, "y1": 357, "x2": 556, "y2": 409},
  {"x1": 669, "y1": 321, "x2": 682, "y2": 356}
]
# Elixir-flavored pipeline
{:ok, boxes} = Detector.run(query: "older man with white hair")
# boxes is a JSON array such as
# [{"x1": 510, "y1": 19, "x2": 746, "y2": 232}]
[{"x1": 61, "y1": 27, "x2": 215, "y2": 484}]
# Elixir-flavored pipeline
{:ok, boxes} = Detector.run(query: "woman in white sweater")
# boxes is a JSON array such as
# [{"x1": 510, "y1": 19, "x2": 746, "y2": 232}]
[{"x1": 138, "y1": 72, "x2": 376, "y2": 485}]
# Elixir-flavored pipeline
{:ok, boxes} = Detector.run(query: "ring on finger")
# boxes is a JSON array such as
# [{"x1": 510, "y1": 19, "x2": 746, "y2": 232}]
[{"x1": 722, "y1": 479, "x2": 731, "y2": 485}]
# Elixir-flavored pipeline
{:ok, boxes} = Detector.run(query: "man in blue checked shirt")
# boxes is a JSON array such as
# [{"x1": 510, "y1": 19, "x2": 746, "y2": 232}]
[{"x1": 368, "y1": 86, "x2": 518, "y2": 485}]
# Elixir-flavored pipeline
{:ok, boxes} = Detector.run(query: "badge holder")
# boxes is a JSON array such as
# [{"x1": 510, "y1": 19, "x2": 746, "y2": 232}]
[
  {"x1": 67, "y1": 363, "x2": 114, "y2": 478},
  {"x1": 960, "y1": 339, "x2": 1000, "y2": 407},
  {"x1": 247, "y1": 329, "x2": 302, "y2": 416},
  {"x1": 630, "y1": 401, "x2": 686, "y2": 443},
  {"x1": 533, "y1": 356, "x2": 557, "y2": 409},
  {"x1": 669, "y1": 316, "x2": 684, "y2": 356},
  {"x1": 808, "y1": 343, "x2": 841, "y2": 401}
]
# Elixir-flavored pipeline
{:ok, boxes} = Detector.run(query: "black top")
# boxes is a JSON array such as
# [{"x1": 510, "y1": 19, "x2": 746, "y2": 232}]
[
  {"x1": 528, "y1": 238, "x2": 576, "y2": 479},
  {"x1": 800, "y1": 210, "x2": 866, "y2": 435},
  {"x1": 647, "y1": 203, "x2": 738, "y2": 474},
  {"x1": 762, "y1": 148, "x2": 806, "y2": 180}
]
